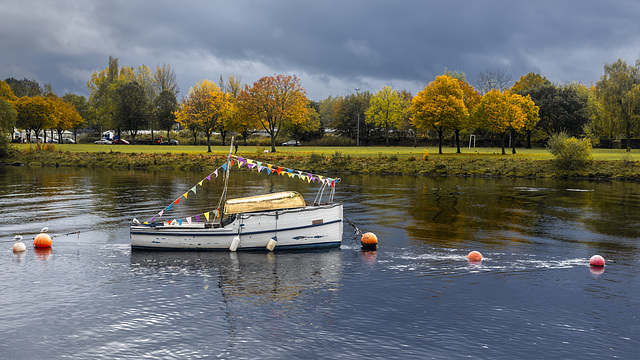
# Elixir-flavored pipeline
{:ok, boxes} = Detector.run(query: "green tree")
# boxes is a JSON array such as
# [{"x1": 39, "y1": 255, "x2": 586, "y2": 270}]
[
  {"x1": 115, "y1": 81, "x2": 150, "y2": 141},
  {"x1": 596, "y1": 58, "x2": 640, "y2": 151},
  {"x1": 365, "y1": 86, "x2": 407, "y2": 146},
  {"x1": 4, "y1": 77, "x2": 42, "y2": 97},
  {"x1": 331, "y1": 91, "x2": 373, "y2": 145},
  {"x1": 154, "y1": 89, "x2": 178, "y2": 140},
  {"x1": 410, "y1": 75, "x2": 468, "y2": 154}
]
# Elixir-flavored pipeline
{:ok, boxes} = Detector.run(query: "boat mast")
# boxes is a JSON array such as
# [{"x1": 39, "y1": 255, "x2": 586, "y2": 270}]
[{"x1": 218, "y1": 136, "x2": 234, "y2": 226}]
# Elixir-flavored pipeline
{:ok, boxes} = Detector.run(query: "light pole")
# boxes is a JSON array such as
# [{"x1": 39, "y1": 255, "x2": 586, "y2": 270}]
[{"x1": 355, "y1": 88, "x2": 360, "y2": 147}]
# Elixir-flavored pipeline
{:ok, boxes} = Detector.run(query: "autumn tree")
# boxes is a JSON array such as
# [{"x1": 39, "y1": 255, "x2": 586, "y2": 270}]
[
  {"x1": 62, "y1": 93, "x2": 90, "y2": 143},
  {"x1": 511, "y1": 72, "x2": 551, "y2": 94},
  {"x1": 0, "y1": 80, "x2": 18, "y2": 102},
  {"x1": 475, "y1": 90, "x2": 538, "y2": 154},
  {"x1": 175, "y1": 80, "x2": 234, "y2": 152},
  {"x1": 455, "y1": 80, "x2": 482, "y2": 152},
  {"x1": 43, "y1": 94, "x2": 83, "y2": 142},
  {"x1": 410, "y1": 75, "x2": 468, "y2": 154},
  {"x1": 365, "y1": 86, "x2": 407, "y2": 146},
  {"x1": 237, "y1": 75, "x2": 310, "y2": 152},
  {"x1": 14, "y1": 96, "x2": 54, "y2": 142}
]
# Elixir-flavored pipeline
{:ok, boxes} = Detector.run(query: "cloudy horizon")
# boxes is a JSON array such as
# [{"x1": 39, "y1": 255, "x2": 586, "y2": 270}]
[{"x1": 2, "y1": 0, "x2": 640, "y2": 100}]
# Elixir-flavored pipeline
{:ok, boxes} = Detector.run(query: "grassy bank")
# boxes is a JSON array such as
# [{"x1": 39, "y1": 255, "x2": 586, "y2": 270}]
[{"x1": 4, "y1": 144, "x2": 640, "y2": 179}]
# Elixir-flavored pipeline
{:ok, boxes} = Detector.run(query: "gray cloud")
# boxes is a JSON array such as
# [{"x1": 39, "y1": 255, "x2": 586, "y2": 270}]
[{"x1": 2, "y1": 0, "x2": 640, "y2": 99}]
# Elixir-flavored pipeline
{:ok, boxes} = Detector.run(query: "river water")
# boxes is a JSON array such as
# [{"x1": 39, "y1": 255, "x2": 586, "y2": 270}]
[{"x1": 0, "y1": 165, "x2": 638, "y2": 359}]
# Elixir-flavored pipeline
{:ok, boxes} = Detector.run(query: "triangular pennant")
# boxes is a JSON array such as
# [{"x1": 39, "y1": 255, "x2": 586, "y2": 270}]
[
  {"x1": 174, "y1": 198, "x2": 180, "y2": 205},
  {"x1": 204, "y1": 212, "x2": 210, "y2": 221},
  {"x1": 214, "y1": 169, "x2": 218, "y2": 178},
  {"x1": 230, "y1": 159, "x2": 234, "y2": 167},
  {"x1": 159, "y1": 210, "x2": 164, "y2": 217},
  {"x1": 178, "y1": 219, "x2": 183, "y2": 225},
  {"x1": 307, "y1": 173, "x2": 314, "y2": 182},
  {"x1": 247, "y1": 159, "x2": 254, "y2": 167},
  {"x1": 237, "y1": 157, "x2": 246, "y2": 168},
  {"x1": 150, "y1": 216, "x2": 156, "y2": 222},
  {"x1": 215, "y1": 208, "x2": 220, "y2": 218},
  {"x1": 206, "y1": 174, "x2": 212, "y2": 181},
  {"x1": 257, "y1": 165, "x2": 264, "y2": 172},
  {"x1": 277, "y1": 167, "x2": 283, "y2": 175},
  {"x1": 183, "y1": 192, "x2": 188, "y2": 200},
  {"x1": 167, "y1": 204, "x2": 172, "y2": 211},
  {"x1": 221, "y1": 163, "x2": 228, "y2": 171},
  {"x1": 195, "y1": 215, "x2": 201, "y2": 223},
  {"x1": 267, "y1": 164, "x2": 273, "y2": 173},
  {"x1": 248, "y1": 163, "x2": 256, "y2": 169},
  {"x1": 191, "y1": 186, "x2": 197, "y2": 194},
  {"x1": 186, "y1": 217, "x2": 192, "y2": 225},
  {"x1": 331, "y1": 180, "x2": 335, "y2": 188}
]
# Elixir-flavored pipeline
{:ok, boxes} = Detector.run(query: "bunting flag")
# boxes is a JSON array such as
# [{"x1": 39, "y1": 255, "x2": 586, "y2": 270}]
[
  {"x1": 186, "y1": 217, "x2": 192, "y2": 225},
  {"x1": 204, "y1": 212, "x2": 210, "y2": 221},
  {"x1": 195, "y1": 215, "x2": 200, "y2": 223},
  {"x1": 183, "y1": 192, "x2": 188, "y2": 200},
  {"x1": 190, "y1": 186, "x2": 197, "y2": 194},
  {"x1": 213, "y1": 169, "x2": 218, "y2": 178}
]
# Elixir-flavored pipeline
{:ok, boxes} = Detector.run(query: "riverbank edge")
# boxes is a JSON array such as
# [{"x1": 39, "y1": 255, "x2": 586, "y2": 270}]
[{"x1": 4, "y1": 149, "x2": 640, "y2": 180}]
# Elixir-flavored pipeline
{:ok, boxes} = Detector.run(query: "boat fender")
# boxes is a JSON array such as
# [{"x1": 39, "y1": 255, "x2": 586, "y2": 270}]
[
  {"x1": 230, "y1": 236, "x2": 240, "y2": 252},
  {"x1": 266, "y1": 236, "x2": 278, "y2": 251}
]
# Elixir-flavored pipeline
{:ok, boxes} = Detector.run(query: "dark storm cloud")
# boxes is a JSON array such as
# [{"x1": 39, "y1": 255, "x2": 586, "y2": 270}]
[{"x1": 2, "y1": 0, "x2": 640, "y2": 99}]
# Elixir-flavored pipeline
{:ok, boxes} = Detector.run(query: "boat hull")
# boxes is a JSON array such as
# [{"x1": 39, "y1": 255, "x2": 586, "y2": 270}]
[{"x1": 130, "y1": 203, "x2": 343, "y2": 251}]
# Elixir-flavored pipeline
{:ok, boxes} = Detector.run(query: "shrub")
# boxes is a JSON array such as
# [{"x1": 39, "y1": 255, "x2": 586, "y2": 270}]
[{"x1": 547, "y1": 132, "x2": 593, "y2": 169}]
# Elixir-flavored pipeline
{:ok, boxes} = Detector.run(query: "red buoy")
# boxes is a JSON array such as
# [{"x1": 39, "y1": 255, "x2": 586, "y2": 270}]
[
  {"x1": 589, "y1": 255, "x2": 605, "y2": 267},
  {"x1": 467, "y1": 251, "x2": 483, "y2": 262}
]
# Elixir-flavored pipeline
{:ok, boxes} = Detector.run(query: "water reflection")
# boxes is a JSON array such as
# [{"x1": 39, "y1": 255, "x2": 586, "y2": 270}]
[{"x1": 130, "y1": 249, "x2": 342, "y2": 304}]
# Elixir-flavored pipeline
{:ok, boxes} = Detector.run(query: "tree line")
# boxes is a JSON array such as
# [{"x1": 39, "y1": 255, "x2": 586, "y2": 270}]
[{"x1": 2, "y1": 57, "x2": 640, "y2": 155}]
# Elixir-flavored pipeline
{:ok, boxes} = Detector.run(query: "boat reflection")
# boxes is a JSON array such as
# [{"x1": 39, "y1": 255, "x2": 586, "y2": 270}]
[{"x1": 129, "y1": 249, "x2": 343, "y2": 304}]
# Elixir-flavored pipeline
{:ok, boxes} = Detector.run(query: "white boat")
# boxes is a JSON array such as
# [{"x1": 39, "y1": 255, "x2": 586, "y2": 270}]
[{"x1": 130, "y1": 142, "x2": 343, "y2": 251}]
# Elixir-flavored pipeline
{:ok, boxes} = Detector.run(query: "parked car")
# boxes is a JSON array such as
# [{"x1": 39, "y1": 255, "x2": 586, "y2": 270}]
[
  {"x1": 113, "y1": 139, "x2": 130, "y2": 144},
  {"x1": 29, "y1": 137, "x2": 45, "y2": 143},
  {"x1": 160, "y1": 139, "x2": 179, "y2": 145},
  {"x1": 94, "y1": 139, "x2": 112, "y2": 144},
  {"x1": 281, "y1": 140, "x2": 301, "y2": 146},
  {"x1": 63, "y1": 138, "x2": 75, "y2": 144}
]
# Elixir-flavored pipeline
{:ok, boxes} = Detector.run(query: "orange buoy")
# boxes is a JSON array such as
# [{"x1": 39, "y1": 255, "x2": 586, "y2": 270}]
[
  {"x1": 467, "y1": 251, "x2": 483, "y2": 262},
  {"x1": 361, "y1": 232, "x2": 378, "y2": 249},
  {"x1": 589, "y1": 254, "x2": 605, "y2": 267},
  {"x1": 34, "y1": 233, "x2": 52, "y2": 248}
]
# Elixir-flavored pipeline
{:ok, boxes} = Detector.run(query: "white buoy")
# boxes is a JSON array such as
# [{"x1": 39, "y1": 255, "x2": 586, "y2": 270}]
[
  {"x1": 12, "y1": 235, "x2": 26, "y2": 252},
  {"x1": 266, "y1": 236, "x2": 278, "y2": 251},
  {"x1": 229, "y1": 236, "x2": 240, "y2": 252}
]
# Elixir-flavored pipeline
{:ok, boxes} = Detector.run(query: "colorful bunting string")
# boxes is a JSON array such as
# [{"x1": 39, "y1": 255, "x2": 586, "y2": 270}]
[{"x1": 147, "y1": 154, "x2": 338, "y2": 224}]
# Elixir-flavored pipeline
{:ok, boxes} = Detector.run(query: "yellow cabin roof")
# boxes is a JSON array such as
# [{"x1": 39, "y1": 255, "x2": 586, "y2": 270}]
[{"x1": 224, "y1": 191, "x2": 306, "y2": 214}]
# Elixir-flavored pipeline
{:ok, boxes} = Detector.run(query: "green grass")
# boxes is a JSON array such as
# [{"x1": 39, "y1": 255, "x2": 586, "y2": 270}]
[{"x1": 13, "y1": 143, "x2": 640, "y2": 161}]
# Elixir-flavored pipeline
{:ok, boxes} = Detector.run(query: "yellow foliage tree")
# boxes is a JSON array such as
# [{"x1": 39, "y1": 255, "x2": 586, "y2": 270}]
[
  {"x1": 410, "y1": 75, "x2": 469, "y2": 154},
  {"x1": 475, "y1": 90, "x2": 538, "y2": 154},
  {"x1": 175, "y1": 80, "x2": 234, "y2": 152},
  {"x1": 14, "y1": 96, "x2": 55, "y2": 142},
  {"x1": 238, "y1": 74, "x2": 310, "y2": 152},
  {"x1": 0, "y1": 80, "x2": 18, "y2": 102}
]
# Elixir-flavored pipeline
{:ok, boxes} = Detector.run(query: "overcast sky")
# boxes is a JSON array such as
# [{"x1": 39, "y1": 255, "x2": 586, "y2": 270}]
[{"x1": 2, "y1": 0, "x2": 640, "y2": 100}]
